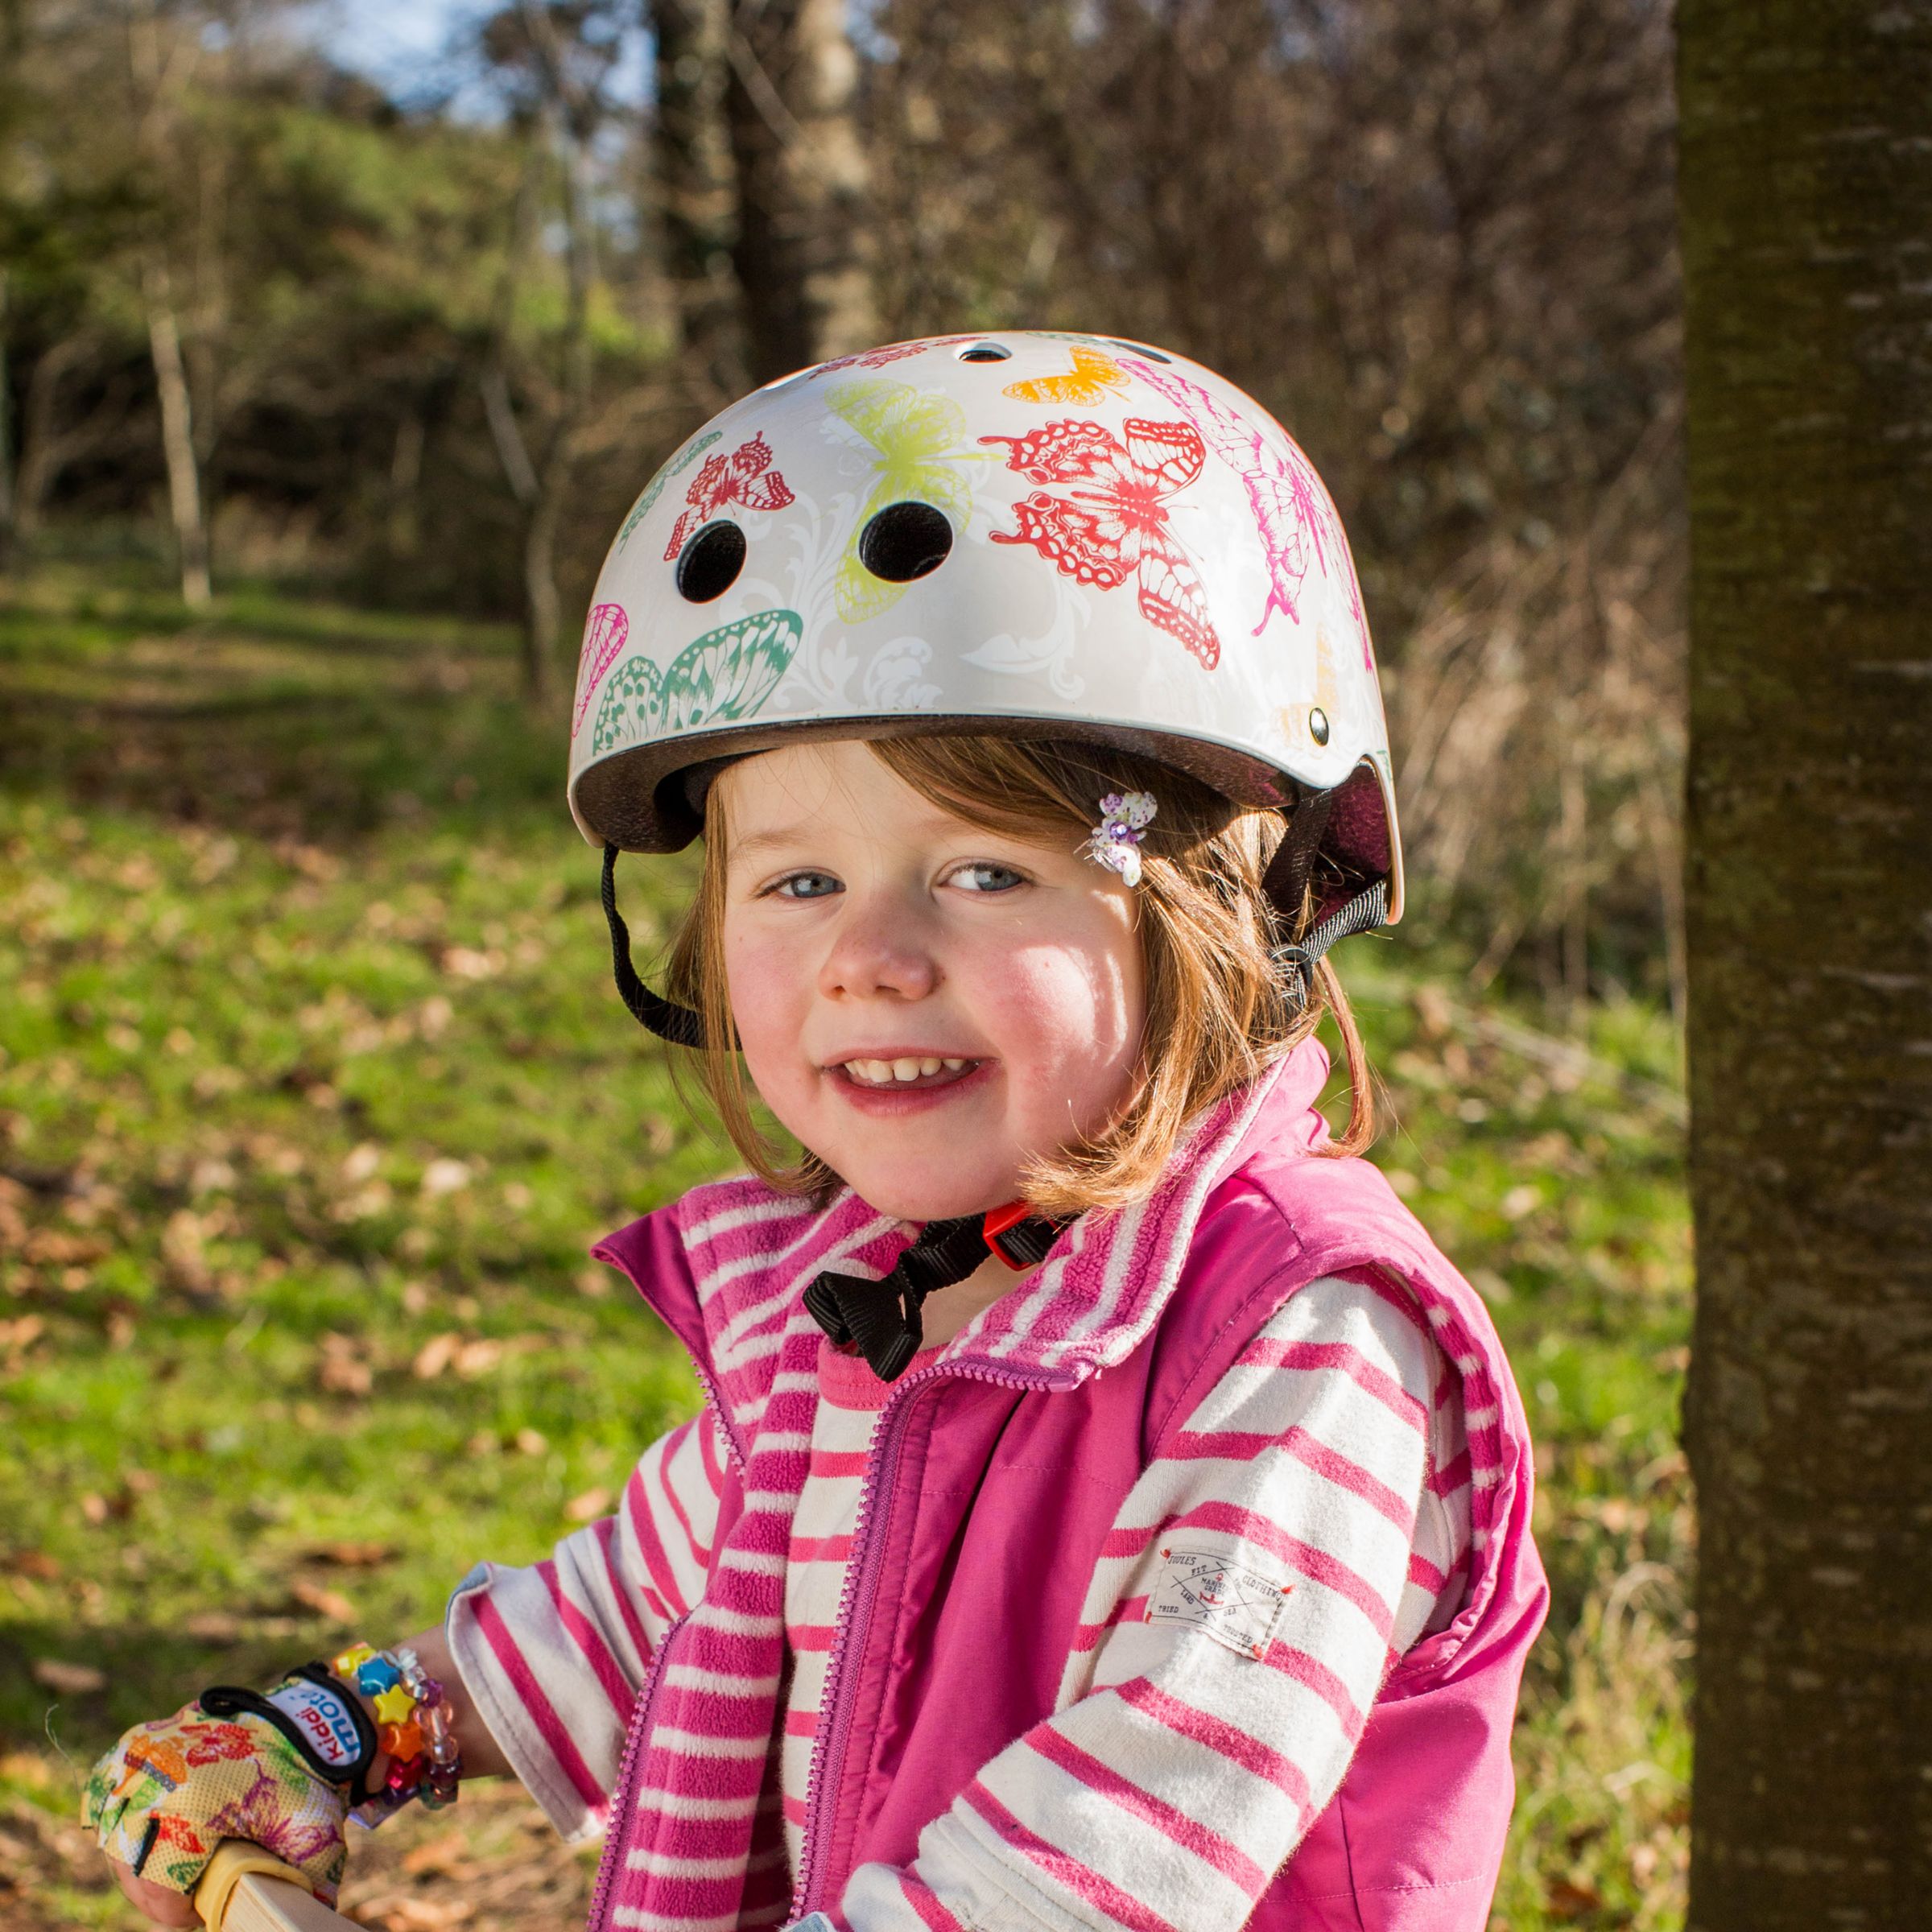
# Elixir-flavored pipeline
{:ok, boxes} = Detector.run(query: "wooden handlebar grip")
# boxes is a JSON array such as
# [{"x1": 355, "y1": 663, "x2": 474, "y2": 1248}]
[{"x1": 193, "y1": 1842, "x2": 358, "y2": 1931}]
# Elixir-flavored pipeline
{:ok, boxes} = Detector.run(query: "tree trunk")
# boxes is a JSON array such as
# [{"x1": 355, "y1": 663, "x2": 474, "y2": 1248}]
[
  {"x1": 723, "y1": 0, "x2": 874, "y2": 382},
  {"x1": 525, "y1": 120, "x2": 596, "y2": 708},
  {"x1": 386, "y1": 407, "x2": 424, "y2": 563},
  {"x1": 1678, "y1": 6, "x2": 1932, "y2": 1927},
  {"x1": 650, "y1": 0, "x2": 745, "y2": 398},
  {"x1": 144, "y1": 262, "x2": 211, "y2": 607},
  {"x1": 0, "y1": 267, "x2": 14, "y2": 573}
]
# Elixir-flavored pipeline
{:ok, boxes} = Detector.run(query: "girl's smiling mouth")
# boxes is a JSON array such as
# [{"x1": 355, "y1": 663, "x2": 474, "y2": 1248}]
[{"x1": 826, "y1": 1052, "x2": 992, "y2": 1107}]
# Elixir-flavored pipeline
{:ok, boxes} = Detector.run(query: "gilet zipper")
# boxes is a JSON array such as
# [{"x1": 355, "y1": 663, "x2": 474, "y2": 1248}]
[{"x1": 792, "y1": 1355, "x2": 1071, "y2": 1918}]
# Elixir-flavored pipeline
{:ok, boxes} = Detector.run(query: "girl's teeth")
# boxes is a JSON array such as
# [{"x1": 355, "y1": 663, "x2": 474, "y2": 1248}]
[{"x1": 844, "y1": 1056, "x2": 972, "y2": 1086}]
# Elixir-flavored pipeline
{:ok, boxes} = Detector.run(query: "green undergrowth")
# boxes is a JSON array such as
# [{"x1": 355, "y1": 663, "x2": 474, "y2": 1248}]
[{"x1": 0, "y1": 567, "x2": 1691, "y2": 1929}]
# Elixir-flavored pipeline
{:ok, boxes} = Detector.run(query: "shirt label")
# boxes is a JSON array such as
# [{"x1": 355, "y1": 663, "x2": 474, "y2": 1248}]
[
  {"x1": 265, "y1": 1676, "x2": 364, "y2": 1770},
  {"x1": 1146, "y1": 1545, "x2": 1291, "y2": 1660}
]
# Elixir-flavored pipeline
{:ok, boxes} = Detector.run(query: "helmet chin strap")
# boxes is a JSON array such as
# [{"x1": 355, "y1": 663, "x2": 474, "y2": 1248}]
[
  {"x1": 601, "y1": 844, "x2": 707, "y2": 1048},
  {"x1": 1274, "y1": 877, "x2": 1390, "y2": 1010},
  {"x1": 1260, "y1": 792, "x2": 1390, "y2": 1010},
  {"x1": 803, "y1": 1203, "x2": 1068, "y2": 1382}
]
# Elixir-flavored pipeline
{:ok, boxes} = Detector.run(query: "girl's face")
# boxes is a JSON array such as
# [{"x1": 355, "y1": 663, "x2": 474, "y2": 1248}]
[{"x1": 715, "y1": 740, "x2": 1146, "y2": 1220}]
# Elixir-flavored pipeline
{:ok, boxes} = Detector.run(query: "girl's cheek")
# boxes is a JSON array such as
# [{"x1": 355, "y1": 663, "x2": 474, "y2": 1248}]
[
  {"x1": 996, "y1": 937, "x2": 1141, "y2": 1063},
  {"x1": 724, "y1": 934, "x2": 808, "y2": 1089}
]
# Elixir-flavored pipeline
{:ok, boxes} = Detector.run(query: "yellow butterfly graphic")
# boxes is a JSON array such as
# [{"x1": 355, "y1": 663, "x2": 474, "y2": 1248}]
[
  {"x1": 825, "y1": 378, "x2": 990, "y2": 623},
  {"x1": 1002, "y1": 343, "x2": 1131, "y2": 407}
]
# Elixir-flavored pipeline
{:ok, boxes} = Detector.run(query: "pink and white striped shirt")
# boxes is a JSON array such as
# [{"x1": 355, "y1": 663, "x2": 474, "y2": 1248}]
[{"x1": 448, "y1": 1270, "x2": 1472, "y2": 1919}]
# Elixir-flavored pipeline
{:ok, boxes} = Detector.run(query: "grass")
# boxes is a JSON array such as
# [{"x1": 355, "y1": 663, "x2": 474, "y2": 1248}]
[{"x1": 0, "y1": 559, "x2": 1692, "y2": 1930}]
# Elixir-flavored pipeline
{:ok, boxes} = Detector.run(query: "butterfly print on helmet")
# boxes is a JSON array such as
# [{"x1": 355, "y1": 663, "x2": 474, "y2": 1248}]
[
  {"x1": 981, "y1": 416, "x2": 1221, "y2": 669},
  {"x1": 824, "y1": 376, "x2": 989, "y2": 624},
  {"x1": 807, "y1": 335, "x2": 977, "y2": 379},
  {"x1": 1002, "y1": 343, "x2": 1131, "y2": 407},
  {"x1": 663, "y1": 433, "x2": 795, "y2": 561},
  {"x1": 571, "y1": 601, "x2": 629, "y2": 739},
  {"x1": 1120, "y1": 357, "x2": 1372, "y2": 667}
]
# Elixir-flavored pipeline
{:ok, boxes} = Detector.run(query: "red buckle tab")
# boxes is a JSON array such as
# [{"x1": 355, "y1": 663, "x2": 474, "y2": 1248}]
[{"x1": 982, "y1": 1201, "x2": 1036, "y2": 1271}]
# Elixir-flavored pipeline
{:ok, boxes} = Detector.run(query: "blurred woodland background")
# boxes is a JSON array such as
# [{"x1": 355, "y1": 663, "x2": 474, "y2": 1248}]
[
  {"x1": 0, "y1": 2, "x2": 1700, "y2": 1928},
  {"x1": 1, "y1": 0, "x2": 1685, "y2": 1011}
]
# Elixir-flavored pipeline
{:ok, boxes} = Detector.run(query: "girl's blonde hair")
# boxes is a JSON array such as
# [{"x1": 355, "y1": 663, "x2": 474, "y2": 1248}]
[{"x1": 664, "y1": 734, "x2": 1374, "y2": 1216}]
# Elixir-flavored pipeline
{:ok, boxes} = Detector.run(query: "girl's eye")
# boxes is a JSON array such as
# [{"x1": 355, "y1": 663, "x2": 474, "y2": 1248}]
[
  {"x1": 947, "y1": 861, "x2": 1026, "y2": 894},
  {"x1": 771, "y1": 871, "x2": 842, "y2": 901}
]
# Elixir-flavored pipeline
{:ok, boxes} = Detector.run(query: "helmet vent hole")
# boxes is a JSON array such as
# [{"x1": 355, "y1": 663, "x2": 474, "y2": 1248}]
[
  {"x1": 858, "y1": 502, "x2": 953, "y2": 584},
  {"x1": 675, "y1": 521, "x2": 746, "y2": 603},
  {"x1": 1110, "y1": 339, "x2": 1170, "y2": 361},
  {"x1": 956, "y1": 343, "x2": 1011, "y2": 362}
]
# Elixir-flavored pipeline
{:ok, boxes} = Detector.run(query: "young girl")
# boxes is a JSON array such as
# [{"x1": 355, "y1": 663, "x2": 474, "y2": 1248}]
[{"x1": 87, "y1": 333, "x2": 1547, "y2": 1932}]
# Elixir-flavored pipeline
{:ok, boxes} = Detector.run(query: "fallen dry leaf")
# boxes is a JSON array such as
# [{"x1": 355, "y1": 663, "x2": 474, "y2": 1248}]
[
  {"x1": 412, "y1": 1332, "x2": 461, "y2": 1380},
  {"x1": 309, "y1": 1540, "x2": 396, "y2": 1568},
  {"x1": 186, "y1": 1611, "x2": 242, "y2": 1642},
  {"x1": 399, "y1": 1830, "x2": 471, "y2": 1878},
  {"x1": 420, "y1": 1158, "x2": 472, "y2": 1198},
  {"x1": 291, "y1": 1579, "x2": 357, "y2": 1624},
  {"x1": 6, "y1": 1550, "x2": 60, "y2": 1581},
  {"x1": 454, "y1": 1338, "x2": 502, "y2": 1378},
  {"x1": 1546, "y1": 1879, "x2": 1606, "y2": 1921},
  {"x1": 320, "y1": 1353, "x2": 374, "y2": 1396},
  {"x1": 342, "y1": 1144, "x2": 383, "y2": 1183},
  {"x1": 351, "y1": 1894, "x2": 477, "y2": 1931},
  {"x1": 564, "y1": 1488, "x2": 611, "y2": 1524},
  {"x1": 31, "y1": 1658, "x2": 106, "y2": 1695},
  {"x1": 438, "y1": 945, "x2": 502, "y2": 983},
  {"x1": 21, "y1": 1229, "x2": 107, "y2": 1266}
]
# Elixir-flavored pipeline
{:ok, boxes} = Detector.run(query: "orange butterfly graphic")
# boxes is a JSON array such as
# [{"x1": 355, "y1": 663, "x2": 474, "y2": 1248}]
[{"x1": 1002, "y1": 343, "x2": 1130, "y2": 407}]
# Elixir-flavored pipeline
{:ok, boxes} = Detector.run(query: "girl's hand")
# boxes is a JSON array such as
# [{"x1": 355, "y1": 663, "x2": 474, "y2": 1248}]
[
  {"x1": 109, "y1": 1863, "x2": 201, "y2": 1930},
  {"x1": 83, "y1": 1698, "x2": 351, "y2": 1919}
]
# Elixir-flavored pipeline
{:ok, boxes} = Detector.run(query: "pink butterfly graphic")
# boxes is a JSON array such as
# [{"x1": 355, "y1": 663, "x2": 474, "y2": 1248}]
[
  {"x1": 206, "y1": 1769, "x2": 341, "y2": 1872},
  {"x1": 572, "y1": 601, "x2": 629, "y2": 739},
  {"x1": 1120, "y1": 357, "x2": 1372, "y2": 668},
  {"x1": 981, "y1": 417, "x2": 1221, "y2": 669},
  {"x1": 808, "y1": 335, "x2": 976, "y2": 379},
  {"x1": 663, "y1": 433, "x2": 795, "y2": 560}
]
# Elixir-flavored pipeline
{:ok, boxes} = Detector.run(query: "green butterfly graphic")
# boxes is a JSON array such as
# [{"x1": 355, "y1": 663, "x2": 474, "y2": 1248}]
[
  {"x1": 617, "y1": 430, "x2": 724, "y2": 551},
  {"x1": 824, "y1": 378, "x2": 990, "y2": 623},
  {"x1": 591, "y1": 609, "x2": 803, "y2": 758}
]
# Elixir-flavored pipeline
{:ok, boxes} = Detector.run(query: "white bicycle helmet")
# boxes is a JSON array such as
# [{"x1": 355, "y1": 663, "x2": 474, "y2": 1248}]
[{"x1": 568, "y1": 331, "x2": 1401, "y2": 1043}]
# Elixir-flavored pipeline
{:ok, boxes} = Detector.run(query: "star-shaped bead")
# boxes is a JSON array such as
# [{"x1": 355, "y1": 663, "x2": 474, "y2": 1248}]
[{"x1": 372, "y1": 1684, "x2": 417, "y2": 1727}]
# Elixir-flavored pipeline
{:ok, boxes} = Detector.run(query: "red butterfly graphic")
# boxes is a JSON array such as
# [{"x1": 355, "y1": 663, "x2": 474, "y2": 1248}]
[
  {"x1": 663, "y1": 433, "x2": 795, "y2": 559},
  {"x1": 182, "y1": 1722, "x2": 262, "y2": 1768},
  {"x1": 981, "y1": 418, "x2": 1220, "y2": 667}
]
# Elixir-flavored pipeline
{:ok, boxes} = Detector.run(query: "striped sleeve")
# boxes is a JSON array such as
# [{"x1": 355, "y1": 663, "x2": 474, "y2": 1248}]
[
  {"x1": 445, "y1": 1406, "x2": 729, "y2": 1841},
  {"x1": 839, "y1": 1275, "x2": 1471, "y2": 1932}
]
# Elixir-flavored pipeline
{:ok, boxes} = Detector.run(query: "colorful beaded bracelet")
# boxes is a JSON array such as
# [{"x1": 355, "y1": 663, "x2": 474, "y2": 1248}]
[{"x1": 332, "y1": 1641, "x2": 462, "y2": 1814}]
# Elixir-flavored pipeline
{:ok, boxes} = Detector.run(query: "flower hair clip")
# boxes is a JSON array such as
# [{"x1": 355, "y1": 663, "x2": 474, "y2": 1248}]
[{"x1": 1084, "y1": 791, "x2": 1158, "y2": 887}]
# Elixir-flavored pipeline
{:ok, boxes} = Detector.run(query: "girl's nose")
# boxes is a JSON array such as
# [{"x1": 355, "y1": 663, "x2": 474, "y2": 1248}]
[{"x1": 817, "y1": 898, "x2": 939, "y2": 1003}]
